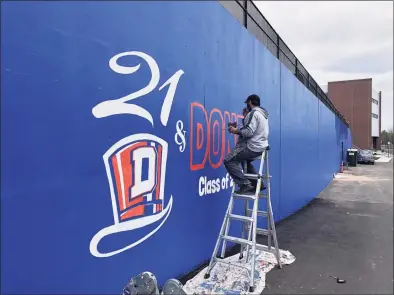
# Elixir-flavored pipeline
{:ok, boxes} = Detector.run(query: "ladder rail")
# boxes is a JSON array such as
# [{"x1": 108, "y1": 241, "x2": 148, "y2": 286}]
[
  {"x1": 248, "y1": 149, "x2": 266, "y2": 289},
  {"x1": 245, "y1": 200, "x2": 253, "y2": 263},
  {"x1": 240, "y1": 200, "x2": 247, "y2": 258},
  {"x1": 249, "y1": 182, "x2": 259, "y2": 289},
  {"x1": 266, "y1": 151, "x2": 282, "y2": 268},
  {"x1": 221, "y1": 197, "x2": 234, "y2": 257},
  {"x1": 204, "y1": 186, "x2": 236, "y2": 278},
  {"x1": 265, "y1": 151, "x2": 272, "y2": 251}
]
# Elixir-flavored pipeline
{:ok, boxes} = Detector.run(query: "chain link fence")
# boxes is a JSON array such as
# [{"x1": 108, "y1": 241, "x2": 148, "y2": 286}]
[{"x1": 381, "y1": 144, "x2": 393, "y2": 157}]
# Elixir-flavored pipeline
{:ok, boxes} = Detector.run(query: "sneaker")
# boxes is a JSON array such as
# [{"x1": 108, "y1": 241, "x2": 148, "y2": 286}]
[{"x1": 235, "y1": 184, "x2": 255, "y2": 195}]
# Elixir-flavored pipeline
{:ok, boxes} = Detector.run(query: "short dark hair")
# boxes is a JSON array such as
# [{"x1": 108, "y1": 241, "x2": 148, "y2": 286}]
[{"x1": 244, "y1": 94, "x2": 260, "y2": 106}]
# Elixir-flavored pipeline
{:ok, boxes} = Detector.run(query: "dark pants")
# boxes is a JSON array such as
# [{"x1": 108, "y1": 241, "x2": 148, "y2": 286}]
[{"x1": 223, "y1": 146, "x2": 262, "y2": 187}]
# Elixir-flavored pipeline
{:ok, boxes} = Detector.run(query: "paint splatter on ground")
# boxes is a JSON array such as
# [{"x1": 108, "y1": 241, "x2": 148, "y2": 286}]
[{"x1": 183, "y1": 249, "x2": 295, "y2": 295}]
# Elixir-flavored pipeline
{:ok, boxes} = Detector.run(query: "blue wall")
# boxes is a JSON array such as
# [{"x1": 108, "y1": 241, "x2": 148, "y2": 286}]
[{"x1": 1, "y1": 1, "x2": 351, "y2": 294}]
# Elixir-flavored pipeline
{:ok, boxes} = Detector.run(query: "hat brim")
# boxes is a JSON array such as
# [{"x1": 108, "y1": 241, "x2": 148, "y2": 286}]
[{"x1": 89, "y1": 196, "x2": 173, "y2": 258}]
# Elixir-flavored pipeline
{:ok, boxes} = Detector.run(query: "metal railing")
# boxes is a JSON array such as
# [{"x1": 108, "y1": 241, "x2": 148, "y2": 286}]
[
  {"x1": 381, "y1": 144, "x2": 393, "y2": 157},
  {"x1": 218, "y1": 0, "x2": 349, "y2": 127}
]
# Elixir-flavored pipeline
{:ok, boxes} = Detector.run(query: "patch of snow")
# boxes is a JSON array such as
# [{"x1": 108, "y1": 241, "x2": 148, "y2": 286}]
[{"x1": 375, "y1": 156, "x2": 393, "y2": 163}]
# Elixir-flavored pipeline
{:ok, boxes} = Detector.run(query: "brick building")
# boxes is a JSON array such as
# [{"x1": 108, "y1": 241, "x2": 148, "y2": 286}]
[{"x1": 323, "y1": 78, "x2": 382, "y2": 150}]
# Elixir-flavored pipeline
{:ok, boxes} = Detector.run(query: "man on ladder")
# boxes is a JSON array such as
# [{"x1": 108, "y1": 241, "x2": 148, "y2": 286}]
[
  {"x1": 204, "y1": 94, "x2": 281, "y2": 293},
  {"x1": 225, "y1": 94, "x2": 269, "y2": 195}
]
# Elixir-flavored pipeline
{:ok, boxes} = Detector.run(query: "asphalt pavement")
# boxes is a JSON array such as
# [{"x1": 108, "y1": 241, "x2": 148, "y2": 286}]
[{"x1": 262, "y1": 161, "x2": 393, "y2": 294}]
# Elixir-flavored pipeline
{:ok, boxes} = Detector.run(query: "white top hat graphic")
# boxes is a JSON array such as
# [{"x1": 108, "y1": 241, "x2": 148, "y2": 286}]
[{"x1": 90, "y1": 134, "x2": 173, "y2": 258}]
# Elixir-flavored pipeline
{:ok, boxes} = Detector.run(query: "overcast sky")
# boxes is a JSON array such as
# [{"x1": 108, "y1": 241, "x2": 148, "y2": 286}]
[{"x1": 254, "y1": 1, "x2": 393, "y2": 131}]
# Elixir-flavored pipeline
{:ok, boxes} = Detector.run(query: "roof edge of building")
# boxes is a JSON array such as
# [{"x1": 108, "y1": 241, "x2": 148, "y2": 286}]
[{"x1": 327, "y1": 78, "x2": 373, "y2": 84}]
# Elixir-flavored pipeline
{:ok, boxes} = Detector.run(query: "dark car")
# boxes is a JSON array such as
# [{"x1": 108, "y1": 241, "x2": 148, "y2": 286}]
[{"x1": 357, "y1": 149, "x2": 375, "y2": 164}]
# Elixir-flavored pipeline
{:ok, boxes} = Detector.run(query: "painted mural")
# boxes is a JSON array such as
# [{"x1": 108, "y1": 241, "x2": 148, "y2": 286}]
[
  {"x1": 1, "y1": 1, "x2": 351, "y2": 294},
  {"x1": 89, "y1": 51, "x2": 182, "y2": 258},
  {"x1": 87, "y1": 50, "x2": 246, "y2": 258}
]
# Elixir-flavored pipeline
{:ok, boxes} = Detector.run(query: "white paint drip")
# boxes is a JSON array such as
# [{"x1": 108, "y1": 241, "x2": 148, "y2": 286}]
[{"x1": 183, "y1": 249, "x2": 295, "y2": 295}]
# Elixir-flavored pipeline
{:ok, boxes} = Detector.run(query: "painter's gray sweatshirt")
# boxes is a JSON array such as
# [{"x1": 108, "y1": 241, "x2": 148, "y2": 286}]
[{"x1": 239, "y1": 107, "x2": 269, "y2": 152}]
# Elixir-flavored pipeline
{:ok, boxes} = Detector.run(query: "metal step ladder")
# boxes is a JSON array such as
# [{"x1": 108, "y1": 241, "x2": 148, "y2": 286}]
[{"x1": 204, "y1": 147, "x2": 282, "y2": 293}]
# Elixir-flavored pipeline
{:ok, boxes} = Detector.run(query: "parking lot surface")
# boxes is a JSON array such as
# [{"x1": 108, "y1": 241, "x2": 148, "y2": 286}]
[{"x1": 262, "y1": 161, "x2": 393, "y2": 294}]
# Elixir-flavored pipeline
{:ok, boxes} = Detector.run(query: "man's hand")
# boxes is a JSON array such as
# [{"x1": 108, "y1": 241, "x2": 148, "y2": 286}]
[{"x1": 228, "y1": 126, "x2": 239, "y2": 134}]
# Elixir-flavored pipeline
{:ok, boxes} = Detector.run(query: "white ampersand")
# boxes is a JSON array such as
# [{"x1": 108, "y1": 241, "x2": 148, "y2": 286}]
[{"x1": 174, "y1": 120, "x2": 186, "y2": 152}]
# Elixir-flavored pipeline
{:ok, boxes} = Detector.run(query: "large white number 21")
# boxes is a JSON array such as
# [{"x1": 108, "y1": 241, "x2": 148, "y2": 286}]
[{"x1": 92, "y1": 51, "x2": 184, "y2": 127}]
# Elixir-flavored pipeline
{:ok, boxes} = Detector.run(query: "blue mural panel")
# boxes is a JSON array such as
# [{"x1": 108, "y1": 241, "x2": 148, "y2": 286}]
[
  {"x1": 1, "y1": 1, "x2": 231, "y2": 293},
  {"x1": 252, "y1": 40, "x2": 282, "y2": 225},
  {"x1": 279, "y1": 65, "x2": 319, "y2": 220},
  {"x1": 1, "y1": 1, "x2": 351, "y2": 294},
  {"x1": 318, "y1": 100, "x2": 338, "y2": 188}
]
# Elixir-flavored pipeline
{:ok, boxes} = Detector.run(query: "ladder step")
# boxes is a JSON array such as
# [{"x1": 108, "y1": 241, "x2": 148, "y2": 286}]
[
  {"x1": 256, "y1": 193, "x2": 268, "y2": 198},
  {"x1": 228, "y1": 213, "x2": 254, "y2": 222},
  {"x1": 244, "y1": 173, "x2": 272, "y2": 179},
  {"x1": 256, "y1": 228, "x2": 271, "y2": 236},
  {"x1": 239, "y1": 243, "x2": 278, "y2": 253},
  {"x1": 246, "y1": 209, "x2": 268, "y2": 217},
  {"x1": 236, "y1": 193, "x2": 266, "y2": 200},
  {"x1": 256, "y1": 243, "x2": 280, "y2": 253},
  {"x1": 232, "y1": 193, "x2": 257, "y2": 200},
  {"x1": 243, "y1": 173, "x2": 260, "y2": 179},
  {"x1": 258, "y1": 210, "x2": 268, "y2": 217},
  {"x1": 222, "y1": 235, "x2": 253, "y2": 246}
]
